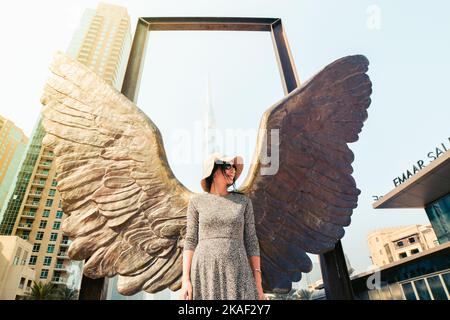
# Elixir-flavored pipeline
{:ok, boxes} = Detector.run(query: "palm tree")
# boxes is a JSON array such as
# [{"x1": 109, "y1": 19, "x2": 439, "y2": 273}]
[
  {"x1": 24, "y1": 281, "x2": 59, "y2": 300},
  {"x1": 266, "y1": 288, "x2": 314, "y2": 300},
  {"x1": 296, "y1": 289, "x2": 313, "y2": 300},
  {"x1": 55, "y1": 285, "x2": 79, "y2": 300}
]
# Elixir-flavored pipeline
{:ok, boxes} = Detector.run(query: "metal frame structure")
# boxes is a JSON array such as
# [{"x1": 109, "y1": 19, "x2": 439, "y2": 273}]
[
  {"x1": 120, "y1": 17, "x2": 300, "y2": 102},
  {"x1": 80, "y1": 16, "x2": 354, "y2": 300}
]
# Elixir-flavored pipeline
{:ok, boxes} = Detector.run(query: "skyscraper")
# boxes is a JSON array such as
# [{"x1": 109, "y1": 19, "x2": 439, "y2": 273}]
[
  {"x1": 203, "y1": 72, "x2": 219, "y2": 160},
  {"x1": 0, "y1": 2, "x2": 132, "y2": 293},
  {"x1": 0, "y1": 115, "x2": 28, "y2": 211}
]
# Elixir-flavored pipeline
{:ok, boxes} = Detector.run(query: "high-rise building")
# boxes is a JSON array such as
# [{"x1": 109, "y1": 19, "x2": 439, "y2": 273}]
[
  {"x1": 367, "y1": 224, "x2": 439, "y2": 267},
  {"x1": 0, "y1": 116, "x2": 28, "y2": 210},
  {"x1": 0, "y1": 2, "x2": 132, "y2": 295},
  {"x1": 203, "y1": 72, "x2": 219, "y2": 160}
]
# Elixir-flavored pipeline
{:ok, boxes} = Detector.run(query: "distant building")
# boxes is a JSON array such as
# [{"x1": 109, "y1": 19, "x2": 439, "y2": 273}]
[
  {"x1": 368, "y1": 224, "x2": 438, "y2": 267},
  {"x1": 0, "y1": 236, "x2": 36, "y2": 300},
  {"x1": 0, "y1": 115, "x2": 28, "y2": 210},
  {"x1": 0, "y1": 2, "x2": 132, "y2": 297},
  {"x1": 373, "y1": 149, "x2": 449, "y2": 244},
  {"x1": 355, "y1": 148, "x2": 450, "y2": 300}
]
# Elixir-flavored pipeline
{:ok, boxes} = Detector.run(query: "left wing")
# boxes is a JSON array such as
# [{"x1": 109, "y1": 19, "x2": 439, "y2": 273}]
[{"x1": 40, "y1": 52, "x2": 195, "y2": 295}]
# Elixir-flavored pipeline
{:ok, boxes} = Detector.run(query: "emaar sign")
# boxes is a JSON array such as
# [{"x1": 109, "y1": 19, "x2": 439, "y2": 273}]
[{"x1": 393, "y1": 137, "x2": 449, "y2": 187}]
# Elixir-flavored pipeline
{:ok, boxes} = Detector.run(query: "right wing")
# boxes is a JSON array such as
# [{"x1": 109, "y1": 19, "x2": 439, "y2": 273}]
[
  {"x1": 239, "y1": 55, "x2": 372, "y2": 292},
  {"x1": 41, "y1": 52, "x2": 194, "y2": 295}
]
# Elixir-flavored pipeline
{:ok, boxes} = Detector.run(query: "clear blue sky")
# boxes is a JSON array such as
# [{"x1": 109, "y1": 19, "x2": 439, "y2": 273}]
[{"x1": 1, "y1": 0, "x2": 449, "y2": 277}]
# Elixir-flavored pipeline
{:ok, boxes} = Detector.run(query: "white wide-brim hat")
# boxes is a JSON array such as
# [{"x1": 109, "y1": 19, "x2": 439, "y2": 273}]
[{"x1": 201, "y1": 152, "x2": 244, "y2": 192}]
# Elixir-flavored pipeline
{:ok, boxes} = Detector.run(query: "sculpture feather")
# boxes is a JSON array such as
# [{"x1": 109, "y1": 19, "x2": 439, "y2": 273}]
[{"x1": 239, "y1": 55, "x2": 372, "y2": 292}]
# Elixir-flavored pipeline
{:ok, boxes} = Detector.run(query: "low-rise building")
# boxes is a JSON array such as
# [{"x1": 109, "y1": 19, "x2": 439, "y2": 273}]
[
  {"x1": 0, "y1": 236, "x2": 36, "y2": 299},
  {"x1": 368, "y1": 224, "x2": 438, "y2": 267}
]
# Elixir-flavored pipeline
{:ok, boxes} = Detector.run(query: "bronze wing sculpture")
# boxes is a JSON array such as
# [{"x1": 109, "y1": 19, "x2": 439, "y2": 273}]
[{"x1": 40, "y1": 52, "x2": 371, "y2": 295}]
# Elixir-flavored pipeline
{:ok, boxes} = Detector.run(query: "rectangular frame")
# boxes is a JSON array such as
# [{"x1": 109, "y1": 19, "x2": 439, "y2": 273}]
[{"x1": 121, "y1": 17, "x2": 300, "y2": 102}]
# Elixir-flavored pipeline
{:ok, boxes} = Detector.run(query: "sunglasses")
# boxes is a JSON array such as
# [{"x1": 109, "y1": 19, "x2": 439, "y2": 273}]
[{"x1": 222, "y1": 163, "x2": 236, "y2": 170}]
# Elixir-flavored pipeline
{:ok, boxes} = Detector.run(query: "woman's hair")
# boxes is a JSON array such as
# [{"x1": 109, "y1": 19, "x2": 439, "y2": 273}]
[{"x1": 205, "y1": 162, "x2": 239, "y2": 193}]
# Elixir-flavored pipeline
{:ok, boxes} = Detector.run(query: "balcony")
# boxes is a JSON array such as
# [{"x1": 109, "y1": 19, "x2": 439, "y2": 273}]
[
  {"x1": 54, "y1": 264, "x2": 67, "y2": 272},
  {"x1": 21, "y1": 212, "x2": 36, "y2": 219},
  {"x1": 27, "y1": 192, "x2": 42, "y2": 197},
  {"x1": 41, "y1": 153, "x2": 54, "y2": 160},
  {"x1": 35, "y1": 172, "x2": 49, "y2": 178},
  {"x1": 38, "y1": 162, "x2": 52, "y2": 169},
  {"x1": 31, "y1": 181, "x2": 46, "y2": 187},
  {"x1": 57, "y1": 252, "x2": 69, "y2": 259},
  {"x1": 51, "y1": 277, "x2": 67, "y2": 285},
  {"x1": 17, "y1": 223, "x2": 33, "y2": 230},
  {"x1": 60, "y1": 240, "x2": 71, "y2": 247},
  {"x1": 24, "y1": 202, "x2": 39, "y2": 208}
]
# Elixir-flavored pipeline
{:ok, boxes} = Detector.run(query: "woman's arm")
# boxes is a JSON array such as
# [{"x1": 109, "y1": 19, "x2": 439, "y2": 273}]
[
  {"x1": 248, "y1": 255, "x2": 263, "y2": 291},
  {"x1": 244, "y1": 198, "x2": 265, "y2": 299},
  {"x1": 182, "y1": 249, "x2": 195, "y2": 282},
  {"x1": 180, "y1": 199, "x2": 199, "y2": 299}
]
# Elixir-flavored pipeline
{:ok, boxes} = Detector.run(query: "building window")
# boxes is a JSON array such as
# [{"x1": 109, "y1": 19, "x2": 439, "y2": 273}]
[
  {"x1": 42, "y1": 209, "x2": 50, "y2": 218},
  {"x1": 43, "y1": 256, "x2": 52, "y2": 266},
  {"x1": 35, "y1": 231, "x2": 44, "y2": 241},
  {"x1": 399, "y1": 252, "x2": 407, "y2": 259},
  {"x1": 401, "y1": 282, "x2": 417, "y2": 300},
  {"x1": 40, "y1": 269, "x2": 49, "y2": 279},
  {"x1": 13, "y1": 247, "x2": 21, "y2": 265},
  {"x1": 39, "y1": 220, "x2": 47, "y2": 229},
  {"x1": 50, "y1": 233, "x2": 58, "y2": 242},
  {"x1": 56, "y1": 210, "x2": 63, "y2": 219},
  {"x1": 427, "y1": 276, "x2": 448, "y2": 300},
  {"x1": 21, "y1": 251, "x2": 28, "y2": 265},
  {"x1": 397, "y1": 241, "x2": 404, "y2": 247},
  {"x1": 19, "y1": 277, "x2": 25, "y2": 289},
  {"x1": 48, "y1": 189, "x2": 56, "y2": 197},
  {"x1": 413, "y1": 279, "x2": 432, "y2": 300},
  {"x1": 47, "y1": 244, "x2": 55, "y2": 253},
  {"x1": 45, "y1": 199, "x2": 53, "y2": 207},
  {"x1": 52, "y1": 179, "x2": 57, "y2": 187},
  {"x1": 29, "y1": 256, "x2": 37, "y2": 265},
  {"x1": 425, "y1": 194, "x2": 450, "y2": 244},
  {"x1": 409, "y1": 237, "x2": 416, "y2": 244},
  {"x1": 58, "y1": 200, "x2": 62, "y2": 208},
  {"x1": 53, "y1": 221, "x2": 61, "y2": 230},
  {"x1": 411, "y1": 248, "x2": 420, "y2": 255},
  {"x1": 32, "y1": 243, "x2": 40, "y2": 252}
]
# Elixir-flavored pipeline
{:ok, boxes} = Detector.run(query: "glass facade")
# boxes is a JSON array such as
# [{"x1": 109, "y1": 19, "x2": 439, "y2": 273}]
[
  {"x1": 0, "y1": 119, "x2": 44, "y2": 235},
  {"x1": 425, "y1": 194, "x2": 450, "y2": 244}
]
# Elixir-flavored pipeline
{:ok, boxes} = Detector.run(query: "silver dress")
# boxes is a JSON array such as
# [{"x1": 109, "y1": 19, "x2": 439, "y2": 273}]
[{"x1": 183, "y1": 191, "x2": 261, "y2": 300}]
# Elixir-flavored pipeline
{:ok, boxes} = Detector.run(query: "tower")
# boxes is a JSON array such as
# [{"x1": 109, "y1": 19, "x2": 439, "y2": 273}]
[{"x1": 0, "y1": 2, "x2": 132, "y2": 293}]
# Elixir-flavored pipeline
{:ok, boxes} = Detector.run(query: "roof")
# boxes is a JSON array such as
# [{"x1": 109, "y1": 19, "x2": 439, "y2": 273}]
[{"x1": 373, "y1": 150, "x2": 450, "y2": 209}]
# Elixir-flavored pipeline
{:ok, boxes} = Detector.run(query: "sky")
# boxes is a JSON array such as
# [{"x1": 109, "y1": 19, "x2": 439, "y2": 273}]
[{"x1": 0, "y1": 0, "x2": 449, "y2": 283}]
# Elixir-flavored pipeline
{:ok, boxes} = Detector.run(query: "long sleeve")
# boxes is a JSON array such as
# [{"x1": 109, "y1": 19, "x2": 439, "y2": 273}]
[
  {"x1": 243, "y1": 198, "x2": 260, "y2": 257},
  {"x1": 184, "y1": 198, "x2": 199, "y2": 251}
]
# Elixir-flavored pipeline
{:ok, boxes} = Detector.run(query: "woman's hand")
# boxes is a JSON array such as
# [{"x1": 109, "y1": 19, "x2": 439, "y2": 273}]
[
  {"x1": 179, "y1": 279, "x2": 193, "y2": 300},
  {"x1": 257, "y1": 285, "x2": 267, "y2": 300}
]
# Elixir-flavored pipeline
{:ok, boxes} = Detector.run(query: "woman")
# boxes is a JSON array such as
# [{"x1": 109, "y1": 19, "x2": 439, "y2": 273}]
[{"x1": 179, "y1": 153, "x2": 266, "y2": 300}]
